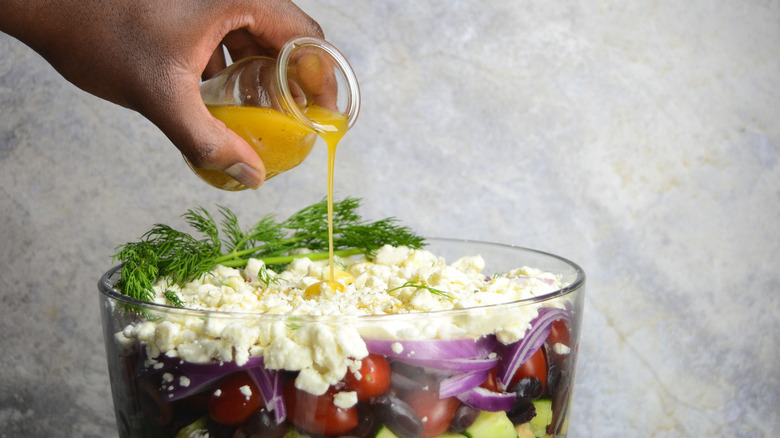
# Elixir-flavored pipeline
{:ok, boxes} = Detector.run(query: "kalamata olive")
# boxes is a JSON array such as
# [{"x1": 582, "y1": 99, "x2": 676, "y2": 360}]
[
  {"x1": 507, "y1": 397, "x2": 536, "y2": 424},
  {"x1": 243, "y1": 408, "x2": 288, "y2": 438},
  {"x1": 388, "y1": 362, "x2": 438, "y2": 397},
  {"x1": 389, "y1": 370, "x2": 421, "y2": 395},
  {"x1": 510, "y1": 377, "x2": 544, "y2": 401},
  {"x1": 543, "y1": 342, "x2": 572, "y2": 397},
  {"x1": 448, "y1": 404, "x2": 479, "y2": 433},
  {"x1": 372, "y1": 393, "x2": 424, "y2": 438},
  {"x1": 342, "y1": 403, "x2": 377, "y2": 438},
  {"x1": 207, "y1": 417, "x2": 238, "y2": 438},
  {"x1": 135, "y1": 377, "x2": 173, "y2": 426}
]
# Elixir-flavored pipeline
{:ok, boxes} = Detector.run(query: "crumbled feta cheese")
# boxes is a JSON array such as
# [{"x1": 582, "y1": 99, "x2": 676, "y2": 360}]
[
  {"x1": 239, "y1": 384, "x2": 252, "y2": 400},
  {"x1": 118, "y1": 245, "x2": 569, "y2": 396},
  {"x1": 334, "y1": 391, "x2": 358, "y2": 409}
]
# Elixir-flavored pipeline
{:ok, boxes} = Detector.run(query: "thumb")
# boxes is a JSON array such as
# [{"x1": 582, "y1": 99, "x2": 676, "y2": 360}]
[{"x1": 145, "y1": 80, "x2": 266, "y2": 189}]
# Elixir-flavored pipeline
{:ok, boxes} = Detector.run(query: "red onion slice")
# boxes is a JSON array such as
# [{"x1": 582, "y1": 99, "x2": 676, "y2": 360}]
[
  {"x1": 247, "y1": 361, "x2": 286, "y2": 423},
  {"x1": 456, "y1": 386, "x2": 516, "y2": 412},
  {"x1": 496, "y1": 307, "x2": 571, "y2": 389},
  {"x1": 439, "y1": 369, "x2": 489, "y2": 398}
]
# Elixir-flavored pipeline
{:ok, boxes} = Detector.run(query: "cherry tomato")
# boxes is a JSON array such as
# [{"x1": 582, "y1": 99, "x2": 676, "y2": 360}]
[
  {"x1": 344, "y1": 354, "x2": 392, "y2": 401},
  {"x1": 547, "y1": 319, "x2": 571, "y2": 347},
  {"x1": 284, "y1": 381, "x2": 358, "y2": 435},
  {"x1": 510, "y1": 347, "x2": 547, "y2": 392},
  {"x1": 480, "y1": 367, "x2": 500, "y2": 392},
  {"x1": 403, "y1": 388, "x2": 460, "y2": 438},
  {"x1": 208, "y1": 371, "x2": 264, "y2": 426}
]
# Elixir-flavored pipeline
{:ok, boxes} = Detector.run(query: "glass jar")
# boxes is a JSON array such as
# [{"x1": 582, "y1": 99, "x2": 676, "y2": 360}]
[{"x1": 188, "y1": 36, "x2": 361, "y2": 190}]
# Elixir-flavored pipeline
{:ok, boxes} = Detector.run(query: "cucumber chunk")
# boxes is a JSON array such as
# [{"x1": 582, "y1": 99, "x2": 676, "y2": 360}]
[
  {"x1": 175, "y1": 417, "x2": 208, "y2": 438},
  {"x1": 374, "y1": 425, "x2": 400, "y2": 438},
  {"x1": 374, "y1": 424, "x2": 464, "y2": 438},
  {"x1": 283, "y1": 427, "x2": 312, "y2": 438},
  {"x1": 462, "y1": 410, "x2": 517, "y2": 438},
  {"x1": 528, "y1": 399, "x2": 553, "y2": 437}
]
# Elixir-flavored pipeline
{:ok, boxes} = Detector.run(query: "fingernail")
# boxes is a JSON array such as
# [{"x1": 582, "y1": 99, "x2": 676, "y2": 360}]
[{"x1": 225, "y1": 163, "x2": 263, "y2": 189}]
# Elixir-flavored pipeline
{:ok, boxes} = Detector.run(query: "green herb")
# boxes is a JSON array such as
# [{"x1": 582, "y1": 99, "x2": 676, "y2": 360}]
[
  {"x1": 255, "y1": 267, "x2": 280, "y2": 288},
  {"x1": 113, "y1": 197, "x2": 425, "y2": 302},
  {"x1": 387, "y1": 281, "x2": 453, "y2": 299},
  {"x1": 163, "y1": 290, "x2": 185, "y2": 308}
]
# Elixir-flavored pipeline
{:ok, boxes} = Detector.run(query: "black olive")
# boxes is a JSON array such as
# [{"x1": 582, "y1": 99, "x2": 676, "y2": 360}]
[
  {"x1": 207, "y1": 417, "x2": 238, "y2": 438},
  {"x1": 448, "y1": 404, "x2": 479, "y2": 433},
  {"x1": 371, "y1": 393, "x2": 424, "y2": 438},
  {"x1": 507, "y1": 397, "x2": 536, "y2": 424},
  {"x1": 339, "y1": 403, "x2": 377, "y2": 438},
  {"x1": 510, "y1": 377, "x2": 544, "y2": 401},
  {"x1": 135, "y1": 377, "x2": 173, "y2": 426},
  {"x1": 243, "y1": 408, "x2": 288, "y2": 438}
]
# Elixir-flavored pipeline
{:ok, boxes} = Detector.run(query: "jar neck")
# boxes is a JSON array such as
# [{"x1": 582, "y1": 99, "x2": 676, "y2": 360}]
[{"x1": 274, "y1": 36, "x2": 361, "y2": 133}]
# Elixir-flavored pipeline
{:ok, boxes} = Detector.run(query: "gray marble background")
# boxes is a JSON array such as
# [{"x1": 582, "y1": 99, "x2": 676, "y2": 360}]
[{"x1": 1, "y1": 1, "x2": 778, "y2": 437}]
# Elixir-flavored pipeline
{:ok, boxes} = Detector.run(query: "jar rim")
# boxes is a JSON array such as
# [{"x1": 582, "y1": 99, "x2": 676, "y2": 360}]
[{"x1": 275, "y1": 36, "x2": 361, "y2": 132}]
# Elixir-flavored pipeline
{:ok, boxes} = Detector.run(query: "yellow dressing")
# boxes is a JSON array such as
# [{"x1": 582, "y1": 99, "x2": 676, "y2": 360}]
[
  {"x1": 191, "y1": 106, "x2": 318, "y2": 191},
  {"x1": 303, "y1": 105, "x2": 350, "y2": 288}
]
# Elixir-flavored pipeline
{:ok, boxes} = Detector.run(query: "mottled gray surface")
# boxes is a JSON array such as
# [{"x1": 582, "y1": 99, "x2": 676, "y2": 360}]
[{"x1": 1, "y1": 1, "x2": 778, "y2": 437}]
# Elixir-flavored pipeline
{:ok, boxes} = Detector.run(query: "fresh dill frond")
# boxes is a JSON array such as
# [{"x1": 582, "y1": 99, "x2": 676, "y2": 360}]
[
  {"x1": 163, "y1": 290, "x2": 185, "y2": 308},
  {"x1": 255, "y1": 266, "x2": 279, "y2": 287},
  {"x1": 113, "y1": 197, "x2": 425, "y2": 302},
  {"x1": 387, "y1": 281, "x2": 454, "y2": 299}
]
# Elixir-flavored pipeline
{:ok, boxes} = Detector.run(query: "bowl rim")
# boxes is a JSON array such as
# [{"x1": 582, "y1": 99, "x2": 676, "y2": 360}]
[{"x1": 98, "y1": 237, "x2": 585, "y2": 321}]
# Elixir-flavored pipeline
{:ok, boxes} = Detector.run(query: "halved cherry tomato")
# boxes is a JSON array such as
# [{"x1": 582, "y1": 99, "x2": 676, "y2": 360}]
[
  {"x1": 510, "y1": 347, "x2": 547, "y2": 392},
  {"x1": 547, "y1": 319, "x2": 571, "y2": 347},
  {"x1": 208, "y1": 371, "x2": 264, "y2": 426},
  {"x1": 284, "y1": 381, "x2": 358, "y2": 435},
  {"x1": 403, "y1": 388, "x2": 460, "y2": 438},
  {"x1": 480, "y1": 367, "x2": 500, "y2": 392},
  {"x1": 344, "y1": 354, "x2": 392, "y2": 401}
]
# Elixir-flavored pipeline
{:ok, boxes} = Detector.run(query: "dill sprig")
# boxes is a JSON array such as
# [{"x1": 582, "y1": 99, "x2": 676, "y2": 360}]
[
  {"x1": 163, "y1": 290, "x2": 185, "y2": 308},
  {"x1": 113, "y1": 197, "x2": 425, "y2": 302},
  {"x1": 388, "y1": 281, "x2": 454, "y2": 299}
]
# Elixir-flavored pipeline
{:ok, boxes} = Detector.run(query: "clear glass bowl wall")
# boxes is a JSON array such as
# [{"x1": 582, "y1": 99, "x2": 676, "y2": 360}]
[{"x1": 98, "y1": 238, "x2": 585, "y2": 438}]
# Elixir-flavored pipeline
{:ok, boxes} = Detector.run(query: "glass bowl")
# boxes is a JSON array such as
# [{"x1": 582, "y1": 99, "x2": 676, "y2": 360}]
[{"x1": 98, "y1": 238, "x2": 585, "y2": 438}]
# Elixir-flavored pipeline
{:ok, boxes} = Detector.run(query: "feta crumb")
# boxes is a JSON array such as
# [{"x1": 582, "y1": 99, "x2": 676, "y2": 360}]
[
  {"x1": 239, "y1": 384, "x2": 252, "y2": 400},
  {"x1": 333, "y1": 391, "x2": 358, "y2": 409},
  {"x1": 391, "y1": 342, "x2": 404, "y2": 354},
  {"x1": 554, "y1": 342, "x2": 571, "y2": 355}
]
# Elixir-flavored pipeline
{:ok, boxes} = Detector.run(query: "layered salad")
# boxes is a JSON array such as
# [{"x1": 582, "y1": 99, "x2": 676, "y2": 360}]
[{"x1": 101, "y1": 199, "x2": 583, "y2": 438}]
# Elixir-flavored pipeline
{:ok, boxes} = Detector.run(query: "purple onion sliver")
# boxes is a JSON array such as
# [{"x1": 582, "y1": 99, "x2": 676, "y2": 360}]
[
  {"x1": 393, "y1": 357, "x2": 499, "y2": 372},
  {"x1": 161, "y1": 356, "x2": 264, "y2": 401},
  {"x1": 247, "y1": 364, "x2": 286, "y2": 423},
  {"x1": 439, "y1": 370, "x2": 489, "y2": 398},
  {"x1": 497, "y1": 307, "x2": 571, "y2": 388},
  {"x1": 456, "y1": 386, "x2": 516, "y2": 412},
  {"x1": 364, "y1": 337, "x2": 490, "y2": 361}
]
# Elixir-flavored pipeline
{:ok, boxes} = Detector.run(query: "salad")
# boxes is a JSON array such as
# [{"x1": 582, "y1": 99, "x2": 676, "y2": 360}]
[{"x1": 99, "y1": 200, "x2": 584, "y2": 438}]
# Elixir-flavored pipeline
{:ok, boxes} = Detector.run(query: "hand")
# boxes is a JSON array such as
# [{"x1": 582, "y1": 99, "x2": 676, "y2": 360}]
[{"x1": 1, "y1": 0, "x2": 324, "y2": 189}]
